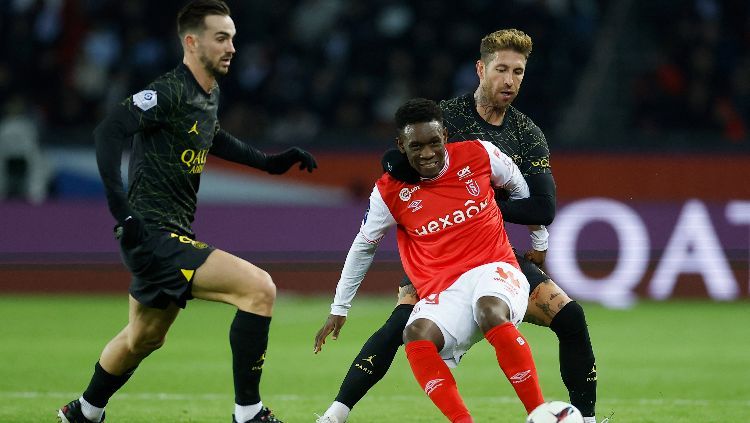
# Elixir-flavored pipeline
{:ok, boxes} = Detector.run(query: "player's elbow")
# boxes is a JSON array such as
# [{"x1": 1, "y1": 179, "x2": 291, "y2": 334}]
[{"x1": 538, "y1": 196, "x2": 556, "y2": 225}]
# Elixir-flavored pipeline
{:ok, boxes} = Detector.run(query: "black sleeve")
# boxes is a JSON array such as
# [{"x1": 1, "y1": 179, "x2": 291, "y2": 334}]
[
  {"x1": 93, "y1": 103, "x2": 142, "y2": 223},
  {"x1": 209, "y1": 129, "x2": 270, "y2": 171},
  {"x1": 497, "y1": 172, "x2": 556, "y2": 225}
]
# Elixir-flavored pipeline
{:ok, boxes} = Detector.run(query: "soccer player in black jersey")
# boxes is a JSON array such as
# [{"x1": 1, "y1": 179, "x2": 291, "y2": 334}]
[
  {"x1": 57, "y1": 2, "x2": 316, "y2": 423},
  {"x1": 314, "y1": 29, "x2": 598, "y2": 422}
]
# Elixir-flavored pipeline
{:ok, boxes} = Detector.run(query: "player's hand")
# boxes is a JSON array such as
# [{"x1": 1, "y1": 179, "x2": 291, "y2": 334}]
[
  {"x1": 524, "y1": 249, "x2": 547, "y2": 267},
  {"x1": 114, "y1": 213, "x2": 146, "y2": 249},
  {"x1": 381, "y1": 148, "x2": 420, "y2": 184},
  {"x1": 313, "y1": 314, "x2": 347, "y2": 354},
  {"x1": 266, "y1": 147, "x2": 318, "y2": 174}
]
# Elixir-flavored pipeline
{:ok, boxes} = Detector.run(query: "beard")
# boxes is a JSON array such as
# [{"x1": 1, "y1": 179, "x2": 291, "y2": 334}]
[
  {"x1": 477, "y1": 84, "x2": 503, "y2": 108},
  {"x1": 198, "y1": 51, "x2": 229, "y2": 79}
]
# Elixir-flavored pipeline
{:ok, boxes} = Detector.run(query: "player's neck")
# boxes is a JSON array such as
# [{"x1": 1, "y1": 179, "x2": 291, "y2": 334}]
[
  {"x1": 183, "y1": 57, "x2": 216, "y2": 94},
  {"x1": 474, "y1": 89, "x2": 507, "y2": 126}
]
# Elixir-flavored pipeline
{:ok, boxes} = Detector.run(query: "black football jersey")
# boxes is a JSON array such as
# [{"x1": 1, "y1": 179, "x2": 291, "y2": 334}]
[
  {"x1": 122, "y1": 64, "x2": 220, "y2": 236},
  {"x1": 440, "y1": 93, "x2": 551, "y2": 177}
]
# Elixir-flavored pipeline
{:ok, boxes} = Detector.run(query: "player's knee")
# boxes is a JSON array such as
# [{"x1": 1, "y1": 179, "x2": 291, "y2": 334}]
[
  {"x1": 402, "y1": 319, "x2": 443, "y2": 350},
  {"x1": 397, "y1": 284, "x2": 419, "y2": 305},
  {"x1": 550, "y1": 301, "x2": 588, "y2": 338},
  {"x1": 243, "y1": 269, "x2": 276, "y2": 308},
  {"x1": 128, "y1": 331, "x2": 167, "y2": 356}
]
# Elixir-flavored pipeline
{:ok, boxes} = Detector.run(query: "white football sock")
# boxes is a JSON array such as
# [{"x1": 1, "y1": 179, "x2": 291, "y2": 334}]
[
  {"x1": 324, "y1": 401, "x2": 350, "y2": 421},
  {"x1": 79, "y1": 396, "x2": 104, "y2": 423},
  {"x1": 234, "y1": 402, "x2": 263, "y2": 423},
  {"x1": 583, "y1": 417, "x2": 597, "y2": 423}
]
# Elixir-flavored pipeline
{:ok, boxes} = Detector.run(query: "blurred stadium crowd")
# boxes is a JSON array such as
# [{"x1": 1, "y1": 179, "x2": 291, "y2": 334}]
[
  {"x1": 0, "y1": 0, "x2": 748, "y2": 201},
  {"x1": 2, "y1": 0, "x2": 749, "y2": 148}
]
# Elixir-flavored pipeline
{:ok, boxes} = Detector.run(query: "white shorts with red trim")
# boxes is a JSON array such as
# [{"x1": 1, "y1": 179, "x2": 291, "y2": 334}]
[{"x1": 406, "y1": 261, "x2": 529, "y2": 367}]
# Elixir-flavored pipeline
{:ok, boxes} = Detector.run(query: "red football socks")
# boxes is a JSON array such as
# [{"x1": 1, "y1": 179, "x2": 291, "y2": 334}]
[
  {"x1": 485, "y1": 322, "x2": 544, "y2": 412},
  {"x1": 405, "y1": 340, "x2": 473, "y2": 423}
]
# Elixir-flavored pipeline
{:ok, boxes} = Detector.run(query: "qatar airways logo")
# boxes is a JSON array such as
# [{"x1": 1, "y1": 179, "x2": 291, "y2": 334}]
[{"x1": 414, "y1": 198, "x2": 489, "y2": 236}]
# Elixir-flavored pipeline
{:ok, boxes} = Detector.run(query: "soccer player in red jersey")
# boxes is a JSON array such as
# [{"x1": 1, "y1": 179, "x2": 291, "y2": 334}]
[
  {"x1": 315, "y1": 29, "x2": 597, "y2": 423},
  {"x1": 315, "y1": 98, "x2": 545, "y2": 422}
]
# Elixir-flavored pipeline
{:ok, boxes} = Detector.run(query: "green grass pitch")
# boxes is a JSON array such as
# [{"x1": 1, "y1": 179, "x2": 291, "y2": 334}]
[{"x1": 0, "y1": 294, "x2": 747, "y2": 422}]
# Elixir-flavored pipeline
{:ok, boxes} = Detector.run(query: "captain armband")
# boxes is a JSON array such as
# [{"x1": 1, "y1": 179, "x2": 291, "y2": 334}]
[{"x1": 530, "y1": 226, "x2": 549, "y2": 251}]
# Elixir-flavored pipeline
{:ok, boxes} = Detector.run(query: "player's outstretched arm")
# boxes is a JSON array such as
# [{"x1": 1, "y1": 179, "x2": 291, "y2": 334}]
[{"x1": 210, "y1": 129, "x2": 317, "y2": 174}]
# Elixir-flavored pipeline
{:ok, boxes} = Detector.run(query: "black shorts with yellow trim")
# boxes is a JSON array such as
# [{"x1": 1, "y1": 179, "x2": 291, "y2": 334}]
[
  {"x1": 397, "y1": 250, "x2": 551, "y2": 295},
  {"x1": 121, "y1": 231, "x2": 214, "y2": 309}
]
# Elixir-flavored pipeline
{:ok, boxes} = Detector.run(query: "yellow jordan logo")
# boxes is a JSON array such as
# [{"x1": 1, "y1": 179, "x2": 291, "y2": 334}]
[
  {"x1": 188, "y1": 121, "x2": 199, "y2": 134},
  {"x1": 362, "y1": 355, "x2": 376, "y2": 366}
]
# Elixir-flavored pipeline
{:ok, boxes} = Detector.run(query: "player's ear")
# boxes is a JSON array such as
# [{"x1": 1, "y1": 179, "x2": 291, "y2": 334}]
[
  {"x1": 476, "y1": 59, "x2": 484, "y2": 79},
  {"x1": 184, "y1": 33, "x2": 197, "y2": 51}
]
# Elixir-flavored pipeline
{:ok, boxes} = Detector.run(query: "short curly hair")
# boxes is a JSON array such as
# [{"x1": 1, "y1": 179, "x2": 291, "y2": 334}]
[
  {"x1": 395, "y1": 98, "x2": 443, "y2": 130},
  {"x1": 480, "y1": 28, "x2": 533, "y2": 62}
]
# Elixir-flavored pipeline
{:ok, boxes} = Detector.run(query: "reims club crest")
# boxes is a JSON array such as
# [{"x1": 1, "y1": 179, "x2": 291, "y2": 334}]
[{"x1": 465, "y1": 179, "x2": 480, "y2": 196}]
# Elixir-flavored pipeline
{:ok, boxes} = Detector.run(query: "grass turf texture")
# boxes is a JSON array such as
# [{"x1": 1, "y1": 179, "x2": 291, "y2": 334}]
[{"x1": 0, "y1": 295, "x2": 747, "y2": 422}]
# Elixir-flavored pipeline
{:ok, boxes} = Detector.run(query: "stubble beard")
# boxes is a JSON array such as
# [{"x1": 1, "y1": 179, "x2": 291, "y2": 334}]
[
  {"x1": 199, "y1": 52, "x2": 228, "y2": 79},
  {"x1": 475, "y1": 84, "x2": 508, "y2": 118}
]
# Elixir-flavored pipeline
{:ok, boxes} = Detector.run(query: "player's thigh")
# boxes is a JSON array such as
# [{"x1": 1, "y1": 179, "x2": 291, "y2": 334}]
[
  {"x1": 524, "y1": 279, "x2": 572, "y2": 327},
  {"x1": 191, "y1": 249, "x2": 275, "y2": 306},
  {"x1": 127, "y1": 295, "x2": 181, "y2": 345},
  {"x1": 471, "y1": 261, "x2": 529, "y2": 329}
]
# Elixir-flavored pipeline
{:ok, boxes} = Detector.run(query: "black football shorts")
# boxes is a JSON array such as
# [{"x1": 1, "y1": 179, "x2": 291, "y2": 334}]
[
  {"x1": 121, "y1": 231, "x2": 214, "y2": 309},
  {"x1": 398, "y1": 249, "x2": 551, "y2": 295}
]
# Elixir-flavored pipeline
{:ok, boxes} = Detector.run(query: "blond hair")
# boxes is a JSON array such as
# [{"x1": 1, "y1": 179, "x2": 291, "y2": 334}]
[{"x1": 480, "y1": 29, "x2": 533, "y2": 62}]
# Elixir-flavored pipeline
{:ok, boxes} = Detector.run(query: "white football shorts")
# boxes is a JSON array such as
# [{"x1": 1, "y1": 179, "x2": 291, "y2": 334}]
[{"x1": 406, "y1": 261, "x2": 530, "y2": 367}]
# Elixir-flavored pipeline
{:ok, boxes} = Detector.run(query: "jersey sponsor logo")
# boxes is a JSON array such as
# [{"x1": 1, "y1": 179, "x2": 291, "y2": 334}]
[
  {"x1": 530, "y1": 157, "x2": 550, "y2": 169},
  {"x1": 465, "y1": 179, "x2": 480, "y2": 196},
  {"x1": 424, "y1": 378, "x2": 445, "y2": 395},
  {"x1": 132, "y1": 90, "x2": 157, "y2": 111},
  {"x1": 399, "y1": 186, "x2": 420, "y2": 201},
  {"x1": 188, "y1": 120, "x2": 199, "y2": 135},
  {"x1": 456, "y1": 165, "x2": 472, "y2": 180},
  {"x1": 407, "y1": 200, "x2": 423, "y2": 212},
  {"x1": 180, "y1": 148, "x2": 209, "y2": 174},
  {"x1": 414, "y1": 198, "x2": 489, "y2": 236}
]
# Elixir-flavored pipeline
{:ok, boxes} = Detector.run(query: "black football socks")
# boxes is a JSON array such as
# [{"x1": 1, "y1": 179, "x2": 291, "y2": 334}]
[
  {"x1": 335, "y1": 303, "x2": 414, "y2": 408},
  {"x1": 82, "y1": 361, "x2": 136, "y2": 408},
  {"x1": 549, "y1": 301, "x2": 597, "y2": 417},
  {"x1": 230, "y1": 310, "x2": 271, "y2": 406}
]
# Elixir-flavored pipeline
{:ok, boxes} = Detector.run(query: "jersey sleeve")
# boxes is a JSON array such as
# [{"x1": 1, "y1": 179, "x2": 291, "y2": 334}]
[
  {"x1": 330, "y1": 186, "x2": 396, "y2": 316},
  {"x1": 480, "y1": 140, "x2": 529, "y2": 200},
  {"x1": 122, "y1": 78, "x2": 179, "y2": 131},
  {"x1": 518, "y1": 121, "x2": 551, "y2": 176}
]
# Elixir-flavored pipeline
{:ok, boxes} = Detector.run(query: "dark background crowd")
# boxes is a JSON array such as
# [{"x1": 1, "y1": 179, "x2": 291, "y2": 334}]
[{"x1": 0, "y1": 0, "x2": 748, "y2": 156}]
